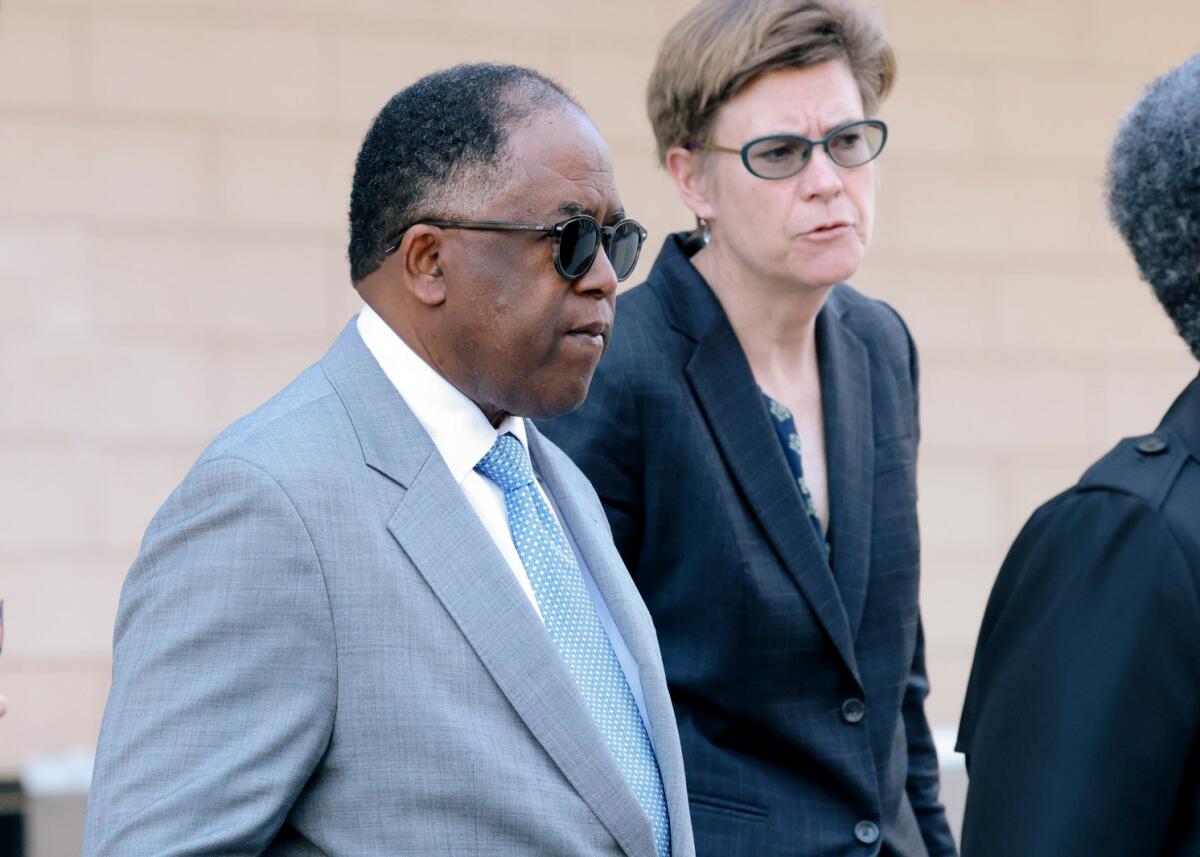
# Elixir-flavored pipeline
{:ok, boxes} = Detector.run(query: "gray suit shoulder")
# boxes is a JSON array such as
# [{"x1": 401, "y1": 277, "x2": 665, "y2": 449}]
[
  {"x1": 196, "y1": 362, "x2": 349, "y2": 477},
  {"x1": 143, "y1": 361, "x2": 361, "y2": 546}
]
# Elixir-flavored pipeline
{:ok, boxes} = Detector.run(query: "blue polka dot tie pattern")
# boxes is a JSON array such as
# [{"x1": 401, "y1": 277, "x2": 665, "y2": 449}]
[{"x1": 476, "y1": 433, "x2": 671, "y2": 857}]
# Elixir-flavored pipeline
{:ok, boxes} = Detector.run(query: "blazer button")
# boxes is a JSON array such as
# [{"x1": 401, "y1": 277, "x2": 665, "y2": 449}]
[
  {"x1": 841, "y1": 698, "x2": 866, "y2": 723},
  {"x1": 854, "y1": 820, "x2": 880, "y2": 845}
]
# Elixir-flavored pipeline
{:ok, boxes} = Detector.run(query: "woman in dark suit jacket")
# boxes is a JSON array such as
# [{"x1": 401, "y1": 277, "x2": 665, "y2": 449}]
[{"x1": 540, "y1": 2, "x2": 955, "y2": 856}]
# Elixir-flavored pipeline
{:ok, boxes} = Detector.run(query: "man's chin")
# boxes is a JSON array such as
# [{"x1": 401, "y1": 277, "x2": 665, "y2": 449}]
[{"x1": 521, "y1": 377, "x2": 593, "y2": 422}]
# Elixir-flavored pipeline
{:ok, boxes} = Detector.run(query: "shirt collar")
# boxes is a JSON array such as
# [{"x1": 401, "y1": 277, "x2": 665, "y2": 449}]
[{"x1": 356, "y1": 304, "x2": 528, "y2": 484}]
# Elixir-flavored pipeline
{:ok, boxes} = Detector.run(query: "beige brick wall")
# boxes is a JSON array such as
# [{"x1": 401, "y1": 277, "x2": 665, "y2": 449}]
[
  {"x1": 1, "y1": 0, "x2": 1196, "y2": 780},
  {"x1": 867, "y1": 0, "x2": 1200, "y2": 727}
]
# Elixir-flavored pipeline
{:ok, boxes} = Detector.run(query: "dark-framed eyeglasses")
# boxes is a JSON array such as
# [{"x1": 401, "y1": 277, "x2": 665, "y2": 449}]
[
  {"x1": 383, "y1": 214, "x2": 648, "y2": 282},
  {"x1": 694, "y1": 119, "x2": 888, "y2": 181}
]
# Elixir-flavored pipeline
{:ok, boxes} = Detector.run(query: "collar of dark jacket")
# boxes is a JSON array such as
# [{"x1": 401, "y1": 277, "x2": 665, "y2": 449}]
[
  {"x1": 644, "y1": 231, "x2": 850, "y2": 343},
  {"x1": 1162, "y1": 370, "x2": 1200, "y2": 464}
]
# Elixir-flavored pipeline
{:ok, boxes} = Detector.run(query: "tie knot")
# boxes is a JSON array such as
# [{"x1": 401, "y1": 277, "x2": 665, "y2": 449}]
[{"x1": 475, "y1": 432, "x2": 535, "y2": 493}]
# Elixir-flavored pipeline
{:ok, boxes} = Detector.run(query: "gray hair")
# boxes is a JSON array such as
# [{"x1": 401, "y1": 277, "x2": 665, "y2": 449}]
[{"x1": 1107, "y1": 53, "x2": 1200, "y2": 361}]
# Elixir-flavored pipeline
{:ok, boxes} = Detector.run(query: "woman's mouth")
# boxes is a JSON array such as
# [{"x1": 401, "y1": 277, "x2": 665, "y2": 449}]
[{"x1": 803, "y1": 222, "x2": 853, "y2": 240}]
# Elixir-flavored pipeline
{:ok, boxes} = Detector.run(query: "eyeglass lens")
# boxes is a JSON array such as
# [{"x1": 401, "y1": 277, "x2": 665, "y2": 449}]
[
  {"x1": 745, "y1": 122, "x2": 885, "y2": 179},
  {"x1": 607, "y1": 221, "x2": 642, "y2": 281},
  {"x1": 558, "y1": 217, "x2": 602, "y2": 279},
  {"x1": 558, "y1": 217, "x2": 643, "y2": 282}
]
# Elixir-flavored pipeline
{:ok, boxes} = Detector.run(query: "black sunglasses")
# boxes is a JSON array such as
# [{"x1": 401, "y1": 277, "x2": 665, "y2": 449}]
[
  {"x1": 383, "y1": 214, "x2": 648, "y2": 282},
  {"x1": 695, "y1": 119, "x2": 888, "y2": 180}
]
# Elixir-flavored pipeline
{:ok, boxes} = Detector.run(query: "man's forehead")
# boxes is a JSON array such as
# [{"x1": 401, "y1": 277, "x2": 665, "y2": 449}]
[
  {"x1": 508, "y1": 110, "x2": 612, "y2": 174},
  {"x1": 493, "y1": 111, "x2": 622, "y2": 218}
]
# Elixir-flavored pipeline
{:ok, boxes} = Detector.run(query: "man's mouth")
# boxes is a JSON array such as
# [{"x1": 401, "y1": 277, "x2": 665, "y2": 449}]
[{"x1": 566, "y1": 321, "x2": 608, "y2": 347}]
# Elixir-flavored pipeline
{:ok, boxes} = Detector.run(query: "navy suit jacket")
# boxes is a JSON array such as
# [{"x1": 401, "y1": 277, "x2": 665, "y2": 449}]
[
  {"x1": 957, "y1": 372, "x2": 1200, "y2": 857},
  {"x1": 539, "y1": 234, "x2": 956, "y2": 857}
]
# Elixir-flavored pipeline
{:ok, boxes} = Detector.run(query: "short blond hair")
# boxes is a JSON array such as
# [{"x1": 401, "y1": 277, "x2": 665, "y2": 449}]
[{"x1": 647, "y1": 0, "x2": 896, "y2": 164}]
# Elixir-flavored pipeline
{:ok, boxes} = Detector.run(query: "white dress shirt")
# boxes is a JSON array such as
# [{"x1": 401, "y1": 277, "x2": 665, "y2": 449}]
[{"x1": 356, "y1": 305, "x2": 651, "y2": 731}]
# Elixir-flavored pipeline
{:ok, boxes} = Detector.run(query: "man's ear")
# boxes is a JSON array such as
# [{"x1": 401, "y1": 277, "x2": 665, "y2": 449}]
[
  {"x1": 665, "y1": 146, "x2": 718, "y2": 223},
  {"x1": 399, "y1": 225, "x2": 447, "y2": 306}
]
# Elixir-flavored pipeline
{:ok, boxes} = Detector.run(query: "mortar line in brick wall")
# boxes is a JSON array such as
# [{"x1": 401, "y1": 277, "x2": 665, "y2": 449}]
[
  {"x1": 0, "y1": 102, "x2": 351, "y2": 138},
  {"x1": 0, "y1": 212, "x2": 346, "y2": 244}
]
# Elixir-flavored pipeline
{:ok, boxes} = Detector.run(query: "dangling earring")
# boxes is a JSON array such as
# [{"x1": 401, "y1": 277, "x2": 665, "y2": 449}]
[{"x1": 697, "y1": 216, "x2": 712, "y2": 246}]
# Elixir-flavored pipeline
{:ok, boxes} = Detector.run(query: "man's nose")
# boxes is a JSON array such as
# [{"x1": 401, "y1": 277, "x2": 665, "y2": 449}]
[{"x1": 573, "y1": 247, "x2": 619, "y2": 299}]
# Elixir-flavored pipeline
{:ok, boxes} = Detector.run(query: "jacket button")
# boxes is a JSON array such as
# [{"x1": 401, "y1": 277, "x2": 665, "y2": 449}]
[
  {"x1": 1136, "y1": 434, "x2": 1168, "y2": 455},
  {"x1": 841, "y1": 698, "x2": 866, "y2": 723},
  {"x1": 854, "y1": 820, "x2": 880, "y2": 845}
]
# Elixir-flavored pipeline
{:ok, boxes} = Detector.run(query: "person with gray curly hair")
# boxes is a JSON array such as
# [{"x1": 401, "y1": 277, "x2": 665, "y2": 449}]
[
  {"x1": 955, "y1": 53, "x2": 1200, "y2": 857},
  {"x1": 1109, "y1": 54, "x2": 1200, "y2": 361}
]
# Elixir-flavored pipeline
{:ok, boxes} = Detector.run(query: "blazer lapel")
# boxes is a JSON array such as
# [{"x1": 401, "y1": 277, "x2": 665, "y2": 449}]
[
  {"x1": 388, "y1": 463, "x2": 657, "y2": 857},
  {"x1": 322, "y1": 319, "x2": 657, "y2": 857},
  {"x1": 817, "y1": 297, "x2": 875, "y2": 640},
  {"x1": 647, "y1": 236, "x2": 868, "y2": 677},
  {"x1": 685, "y1": 323, "x2": 859, "y2": 679},
  {"x1": 528, "y1": 427, "x2": 693, "y2": 857}
]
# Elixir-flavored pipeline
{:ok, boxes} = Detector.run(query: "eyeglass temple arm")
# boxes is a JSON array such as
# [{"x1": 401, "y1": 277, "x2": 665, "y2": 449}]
[
  {"x1": 687, "y1": 141, "x2": 742, "y2": 155},
  {"x1": 421, "y1": 220, "x2": 555, "y2": 233},
  {"x1": 383, "y1": 220, "x2": 556, "y2": 255}
]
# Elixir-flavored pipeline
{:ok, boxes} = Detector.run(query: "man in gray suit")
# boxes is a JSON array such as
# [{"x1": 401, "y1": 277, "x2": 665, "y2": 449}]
[{"x1": 83, "y1": 64, "x2": 693, "y2": 857}]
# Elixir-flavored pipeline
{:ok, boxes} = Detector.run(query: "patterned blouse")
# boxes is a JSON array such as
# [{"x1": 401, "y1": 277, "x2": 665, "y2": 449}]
[{"x1": 762, "y1": 392, "x2": 831, "y2": 563}]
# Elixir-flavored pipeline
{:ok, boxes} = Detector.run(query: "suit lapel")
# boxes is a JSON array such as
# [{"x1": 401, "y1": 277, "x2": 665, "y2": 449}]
[
  {"x1": 817, "y1": 302, "x2": 875, "y2": 641},
  {"x1": 685, "y1": 323, "x2": 859, "y2": 679},
  {"x1": 322, "y1": 320, "x2": 657, "y2": 857},
  {"x1": 388, "y1": 461, "x2": 657, "y2": 857},
  {"x1": 644, "y1": 236, "x2": 862, "y2": 679},
  {"x1": 528, "y1": 427, "x2": 693, "y2": 857}
]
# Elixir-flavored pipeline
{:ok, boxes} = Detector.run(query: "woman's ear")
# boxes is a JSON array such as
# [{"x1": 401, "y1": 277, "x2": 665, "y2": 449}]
[
  {"x1": 400, "y1": 225, "x2": 447, "y2": 306},
  {"x1": 665, "y1": 146, "x2": 718, "y2": 223}
]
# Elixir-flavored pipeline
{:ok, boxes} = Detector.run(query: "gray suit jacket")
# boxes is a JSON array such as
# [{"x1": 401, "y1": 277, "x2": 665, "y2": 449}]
[{"x1": 82, "y1": 319, "x2": 694, "y2": 857}]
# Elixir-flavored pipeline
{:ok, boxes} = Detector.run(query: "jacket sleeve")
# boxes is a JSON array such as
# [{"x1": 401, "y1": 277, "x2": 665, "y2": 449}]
[
  {"x1": 957, "y1": 491, "x2": 1200, "y2": 857},
  {"x1": 887, "y1": 301, "x2": 957, "y2": 855},
  {"x1": 903, "y1": 616, "x2": 959, "y2": 856},
  {"x1": 537, "y1": 347, "x2": 644, "y2": 566},
  {"x1": 82, "y1": 457, "x2": 338, "y2": 857}
]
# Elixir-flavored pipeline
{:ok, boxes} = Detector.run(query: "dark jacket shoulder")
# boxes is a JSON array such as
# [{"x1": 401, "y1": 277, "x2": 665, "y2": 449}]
[
  {"x1": 826, "y1": 282, "x2": 918, "y2": 392},
  {"x1": 996, "y1": 422, "x2": 1197, "y2": 589},
  {"x1": 956, "y1": 382, "x2": 1200, "y2": 857},
  {"x1": 1077, "y1": 429, "x2": 1190, "y2": 511},
  {"x1": 612, "y1": 234, "x2": 916, "y2": 378}
]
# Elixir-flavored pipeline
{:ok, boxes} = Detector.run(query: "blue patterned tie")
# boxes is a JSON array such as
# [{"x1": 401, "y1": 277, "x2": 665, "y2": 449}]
[{"x1": 476, "y1": 433, "x2": 671, "y2": 857}]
